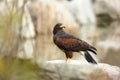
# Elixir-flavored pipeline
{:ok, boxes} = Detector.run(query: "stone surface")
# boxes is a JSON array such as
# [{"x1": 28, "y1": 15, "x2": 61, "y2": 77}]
[
  {"x1": 38, "y1": 60, "x2": 120, "y2": 80},
  {"x1": 21, "y1": 3, "x2": 35, "y2": 38},
  {"x1": 17, "y1": 39, "x2": 35, "y2": 59},
  {"x1": 94, "y1": 0, "x2": 120, "y2": 19},
  {"x1": 16, "y1": 0, "x2": 36, "y2": 59},
  {"x1": 98, "y1": 22, "x2": 120, "y2": 66}
]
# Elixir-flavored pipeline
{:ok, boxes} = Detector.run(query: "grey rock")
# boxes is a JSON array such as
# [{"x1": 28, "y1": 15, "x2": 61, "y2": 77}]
[
  {"x1": 21, "y1": 3, "x2": 35, "y2": 38},
  {"x1": 98, "y1": 22, "x2": 120, "y2": 66},
  {"x1": 94, "y1": 0, "x2": 120, "y2": 19},
  {"x1": 17, "y1": 39, "x2": 35, "y2": 59},
  {"x1": 38, "y1": 60, "x2": 120, "y2": 80}
]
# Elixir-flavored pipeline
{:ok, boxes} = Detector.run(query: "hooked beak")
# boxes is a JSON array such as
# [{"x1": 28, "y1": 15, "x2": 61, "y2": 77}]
[{"x1": 60, "y1": 25, "x2": 65, "y2": 29}]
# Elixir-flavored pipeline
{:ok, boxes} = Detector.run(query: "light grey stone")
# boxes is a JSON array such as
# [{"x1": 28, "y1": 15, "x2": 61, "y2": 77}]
[
  {"x1": 94, "y1": 0, "x2": 120, "y2": 19},
  {"x1": 17, "y1": 39, "x2": 35, "y2": 59},
  {"x1": 38, "y1": 60, "x2": 120, "y2": 80},
  {"x1": 21, "y1": 4, "x2": 35, "y2": 38}
]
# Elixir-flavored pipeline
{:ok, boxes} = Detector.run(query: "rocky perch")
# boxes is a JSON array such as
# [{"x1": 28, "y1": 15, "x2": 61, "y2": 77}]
[{"x1": 38, "y1": 60, "x2": 120, "y2": 80}]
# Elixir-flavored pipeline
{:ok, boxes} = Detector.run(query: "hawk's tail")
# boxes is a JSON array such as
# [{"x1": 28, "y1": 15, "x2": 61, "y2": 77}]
[
  {"x1": 84, "y1": 51, "x2": 97, "y2": 64},
  {"x1": 88, "y1": 46, "x2": 97, "y2": 55},
  {"x1": 90, "y1": 46, "x2": 97, "y2": 51}
]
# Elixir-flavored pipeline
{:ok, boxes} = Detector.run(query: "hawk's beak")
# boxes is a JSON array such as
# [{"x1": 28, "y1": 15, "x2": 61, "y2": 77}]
[{"x1": 60, "y1": 25, "x2": 65, "y2": 29}]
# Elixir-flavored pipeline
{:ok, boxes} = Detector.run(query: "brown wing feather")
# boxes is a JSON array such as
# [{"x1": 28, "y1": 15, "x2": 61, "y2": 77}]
[{"x1": 55, "y1": 37, "x2": 89, "y2": 52}]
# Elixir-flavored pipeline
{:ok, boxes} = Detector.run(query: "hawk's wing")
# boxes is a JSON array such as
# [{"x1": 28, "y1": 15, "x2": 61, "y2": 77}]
[{"x1": 55, "y1": 36, "x2": 89, "y2": 52}]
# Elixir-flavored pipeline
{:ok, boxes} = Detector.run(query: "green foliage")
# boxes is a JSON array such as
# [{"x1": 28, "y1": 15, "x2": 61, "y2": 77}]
[{"x1": 0, "y1": 57, "x2": 40, "y2": 80}]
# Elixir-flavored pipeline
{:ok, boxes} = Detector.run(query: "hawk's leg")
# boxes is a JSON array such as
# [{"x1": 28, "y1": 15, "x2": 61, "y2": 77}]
[
  {"x1": 65, "y1": 52, "x2": 73, "y2": 64},
  {"x1": 66, "y1": 58, "x2": 71, "y2": 64}
]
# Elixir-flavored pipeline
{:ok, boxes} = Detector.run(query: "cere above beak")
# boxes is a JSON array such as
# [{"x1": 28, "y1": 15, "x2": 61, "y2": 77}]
[{"x1": 60, "y1": 25, "x2": 65, "y2": 28}]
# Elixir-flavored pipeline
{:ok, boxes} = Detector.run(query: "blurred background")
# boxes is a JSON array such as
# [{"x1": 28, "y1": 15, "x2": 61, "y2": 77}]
[{"x1": 0, "y1": 0, "x2": 120, "y2": 79}]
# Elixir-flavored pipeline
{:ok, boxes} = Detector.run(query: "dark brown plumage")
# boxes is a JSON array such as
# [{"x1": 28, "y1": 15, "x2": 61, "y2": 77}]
[{"x1": 53, "y1": 23, "x2": 97, "y2": 64}]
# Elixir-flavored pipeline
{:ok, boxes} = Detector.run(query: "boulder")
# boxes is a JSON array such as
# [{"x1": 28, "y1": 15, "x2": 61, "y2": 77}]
[
  {"x1": 98, "y1": 22, "x2": 120, "y2": 66},
  {"x1": 17, "y1": 1, "x2": 36, "y2": 59},
  {"x1": 94, "y1": 0, "x2": 120, "y2": 19},
  {"x1": 38, "y1": 60, "x2": 120, "y2": 80}
]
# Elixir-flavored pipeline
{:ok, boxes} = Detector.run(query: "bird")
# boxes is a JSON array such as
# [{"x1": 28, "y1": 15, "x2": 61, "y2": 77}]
[{"x1": 53, "y1": 23, "x2": 97, "y2": 64}]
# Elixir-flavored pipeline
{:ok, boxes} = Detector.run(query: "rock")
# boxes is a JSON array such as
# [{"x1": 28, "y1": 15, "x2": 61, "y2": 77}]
[
  {"x1": 38, "y1": 60, "x2": 120, "y2": 80},
  {"x1": 28, "y1": 0, "x2": 80, "y2": 35},
  {"x1": 15, "y1": 0, "x2": 36, "y2": 59},
  {"x1": 17, "y1": 39, "x2": 35, "y2": 59},
  {"x1": 98, "y1": 22, "x2": 120, "y2": 66},
  {"x1": 21, "y1": 3, "x2": 36, "y2": 38},
  {"x1": 57, "y1": 0, "x2": 96, "y2": 25},
  {"x1": 94, "y1": 0, "x2": 120, "y2": 19}
]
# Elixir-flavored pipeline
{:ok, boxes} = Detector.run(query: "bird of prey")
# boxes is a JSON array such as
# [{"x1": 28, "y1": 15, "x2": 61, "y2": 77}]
[{"x1": 53, "y1": 23, "x2": 97, "y2": 64}]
